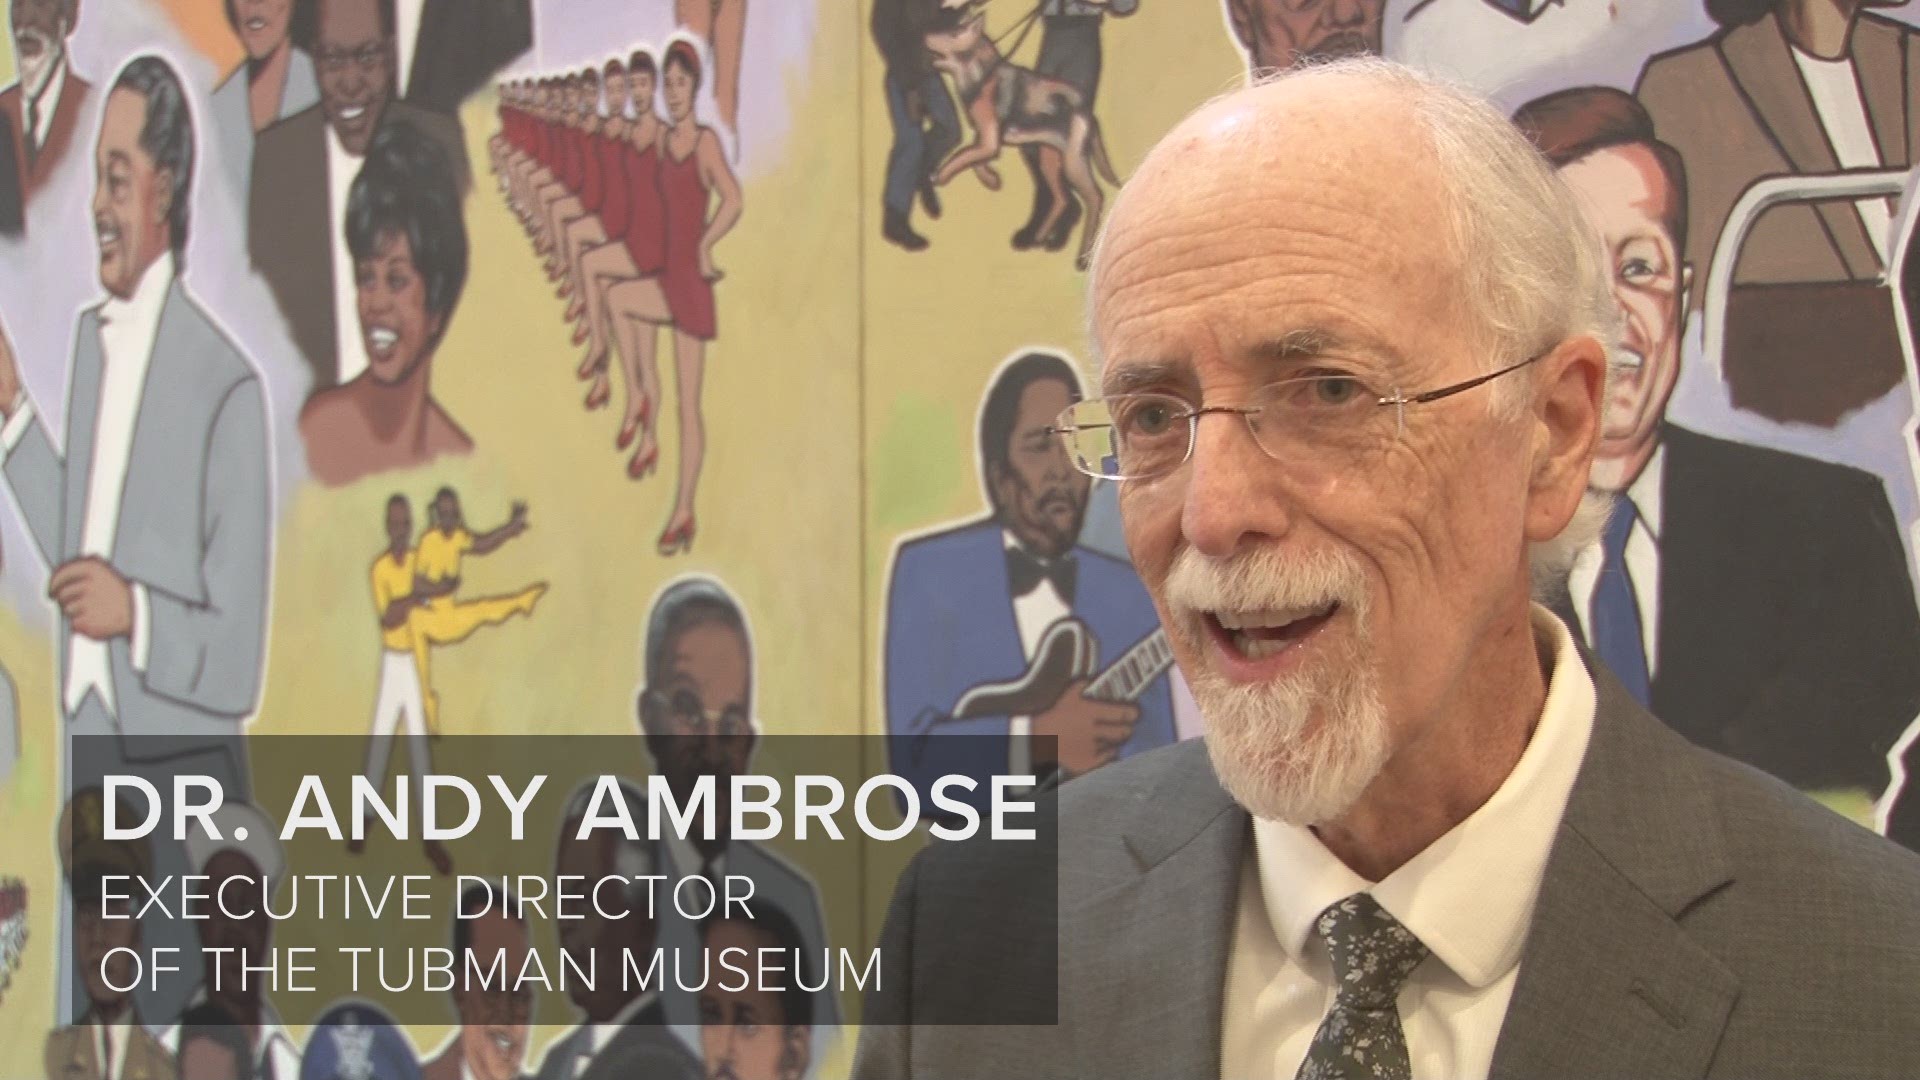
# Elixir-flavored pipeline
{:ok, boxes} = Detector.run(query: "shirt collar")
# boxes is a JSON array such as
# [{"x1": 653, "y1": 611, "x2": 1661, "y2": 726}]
[
  {"x1": 1249, "y1": 604, "x2": 1597, "y2": 990},
  {"x1": 31, "y1": 58, "x2": 67, "y2": 124},
  {"x1": 665, "y1": 829, "x2": 723, "y2": 881},
  {"x1": 1625, "y1": 441, "x2": 1666, "y2": 542},
  {"x1": 98, "y1": 250, "x2": 175, "y2": 343}
]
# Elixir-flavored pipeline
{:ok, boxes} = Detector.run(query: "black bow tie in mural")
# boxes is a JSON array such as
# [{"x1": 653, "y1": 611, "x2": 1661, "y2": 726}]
[{"x1": 1007, "y1": 547, "x2": 1078, "y2": 604}]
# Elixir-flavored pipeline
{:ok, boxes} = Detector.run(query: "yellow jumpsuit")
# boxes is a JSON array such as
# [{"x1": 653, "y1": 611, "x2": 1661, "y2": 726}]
[{"x1": 410, "y1": 527, "x2": 547, "y2": 733}]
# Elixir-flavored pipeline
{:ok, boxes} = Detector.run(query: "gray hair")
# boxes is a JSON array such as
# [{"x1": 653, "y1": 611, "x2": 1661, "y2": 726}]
[{"x1": 1088, "y1": 56, "x2": 1616, "y2": 598}]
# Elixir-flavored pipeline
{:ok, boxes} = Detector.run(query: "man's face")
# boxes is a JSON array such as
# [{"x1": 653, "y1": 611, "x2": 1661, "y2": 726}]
[
  {"x1": 554, "y1": 831, "x2": 653, "y2": 1021},
  {"x1": 194, "y1": 850, "x2": 271, "y2": 1016},
  {"x1": 1091, "y1": 80, "x2": 1598, "y2": 824},
  {"x1": 1225, "y1": 0, "x2": 1385, "y2": 72},
  {"x1": 644, "y1": 620, "x2": 754, "y2": 826},
  {"x1": 314, "y1": 0, "x2": 393, "y2": 155},
  {"x1": 699, "y1": 920, "x2": 808, "y2": 1080},
  {"x1": 433, "y1": 491, "x2": 460, "y2": 530},
  {"x1": 178, "y1": 1039, "x2": 243, "y2": 1080},
  {"x1": 1558, "y1": 143, "x2": 1689, "y2": 493},
  {"x1": 232, "y1": 0, "x2": 294, "y2": 62},
  {"x1": 91, "y1": 88, "x2": 173, "y2": 301},
  {"x1": 76, "y1": 894, "x2": 137, "y2": 1012},
  {"x1": 358, "y1": 230, "x2": 445, "y2": 385},
  {"x1": 385, "y1": 498, "x2": 411, "y2": 549},
  {"x1": 454, "y1": 912, "x2": 532, "y2": 1080},
  {"x1": 990, "y1": 378, "x2": 1090, "y2": 559},
  {"x1": 12, "y1": 0, "x2": 70, "y2": 96}
]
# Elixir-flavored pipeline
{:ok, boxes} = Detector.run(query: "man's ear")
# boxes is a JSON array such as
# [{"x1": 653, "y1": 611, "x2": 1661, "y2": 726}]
[
  {"x1": 1679, "y1": 261, "x2": 1694, "y2": 306},
  {"x1": 1524, "y1": 335, "x2": 1606, "y2": 545},
  {"x1": 779, "y1": 1025, "x2": 813, "y2": 1080},
  {"x1": 151, "y1": 167, "x2": 175, "y2": 230}
]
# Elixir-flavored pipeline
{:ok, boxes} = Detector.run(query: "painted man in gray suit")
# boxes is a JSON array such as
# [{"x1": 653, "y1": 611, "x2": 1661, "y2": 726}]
[
  {"x1": 0, "y1": 56, "x2": 271, "y2": 1027},
  {"x1": 856, "y1": 59, "x2": 1920, "y2": 1078},
  {"x1": 639, "y1": 576, "x2": 841, "y2": 1047}
]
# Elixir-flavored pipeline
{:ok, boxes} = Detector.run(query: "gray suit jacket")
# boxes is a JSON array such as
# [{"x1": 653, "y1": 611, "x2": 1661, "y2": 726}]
[
  {"x1": 2, "y1": 283, "x2": 271, "y2": 753},
  {"x1": 855, "y1": 661, "x2": 1920, "y2": 1078}
]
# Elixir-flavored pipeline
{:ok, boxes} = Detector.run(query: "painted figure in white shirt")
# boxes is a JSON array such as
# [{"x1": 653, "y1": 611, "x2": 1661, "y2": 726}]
[
  {"x1": 1223, "y1": 0, "x2": 1385, "y2": 75},
  {"x1": 1, "y1": 0, "x2": 92, "y2": 204},
  {"x1": 1636, "y1": 0, "x2": 1920, "y2": 426},
  {"x1": 0, "y1": 55, "x2": 270, "y2": 1026},
  {"x1": 637, "y1": 576, "x2": 841, "y2": 1042},
  {"x1": 1518, "y1": 85, "x2": 1920, "y2": 794},
  {"x1": 420, "y1": 883, "x2": 532, "y2": 1080}
]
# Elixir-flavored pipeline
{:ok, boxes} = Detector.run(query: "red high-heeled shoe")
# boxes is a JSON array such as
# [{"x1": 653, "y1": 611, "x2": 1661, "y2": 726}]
[
  {"x1": 584, "y1": 376, "x2": 610, "y2": 411},
  {"x1": 617, "y1": 399, "x2": 651, "y2": 449},
  {"x1": 563, "y1": 297, "x2": 585, "y2": 323},
  {"x1": 555, "y1": 280, "x2": 573, "y2": 300},
  {"x1": 657, "y1": 513, "x2": 694, "y2": 555},
  {"x1": 628, "y1": 444, "x2": 658, "y2": 479},
  {"x1": 571, "y1": 321, "x2": 590, "y2": 346},
  {"x1": 577, "y1": 350, "x2": 606, "y2": 380}
]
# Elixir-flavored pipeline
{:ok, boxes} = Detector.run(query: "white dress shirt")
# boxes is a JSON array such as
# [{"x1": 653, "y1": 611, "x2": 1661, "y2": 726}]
[
  {"x1": 1568, "y1": 443, "x2": 1664, "y2": 678},
  {"x1": 94, "y1": 1016, "x2": 131, "y2": 1080},
  {"x1": 1003, "y1": 530, "x2": 1073, "y2": 775},
  {"x1": 1791, "y1": 45, "x2": 1895, "y2": 265},
  {"x1": 1, "y1": 254, "x2": 170, "y2": 718},
  {"x1": 1220, "y1": 605, "x2": 1597, "y2": 1080},
  {"x1": 395, "y1": 0, "x2": 427, "y2": 99},
  {"x1": 326, "y1": 124, "x2": 372, "y2": 384},
  {"x1": 26, "y1": 57, "x2": 67, "y2": 154}
]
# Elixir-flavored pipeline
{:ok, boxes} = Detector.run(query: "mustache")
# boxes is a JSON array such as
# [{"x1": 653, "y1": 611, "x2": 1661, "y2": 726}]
[{"x1": 1164, "y1": 545, "x2": 1370, "y2": 625}]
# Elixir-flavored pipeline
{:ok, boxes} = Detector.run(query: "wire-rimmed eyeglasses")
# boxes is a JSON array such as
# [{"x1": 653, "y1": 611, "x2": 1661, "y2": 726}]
[{"x1": 1047, "y1": 354, "x2": 1545, "y2": 482}]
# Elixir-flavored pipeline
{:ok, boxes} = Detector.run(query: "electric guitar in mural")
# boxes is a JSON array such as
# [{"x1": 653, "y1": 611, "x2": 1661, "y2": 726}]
[{"x1": 951, "y1": 618, "x2": 1175, "y2": 721}]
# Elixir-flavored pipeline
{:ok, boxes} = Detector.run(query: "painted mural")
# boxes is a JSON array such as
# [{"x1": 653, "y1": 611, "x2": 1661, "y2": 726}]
[{"x1": 0, "y1": 0, "x2": 1917, "y2": 1076}]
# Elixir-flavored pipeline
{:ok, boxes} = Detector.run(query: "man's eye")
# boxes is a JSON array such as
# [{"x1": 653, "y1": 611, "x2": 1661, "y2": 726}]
[
  {"x1": 1120, "y1": 401, "x2": 1178, "y2": 437},
  {"x1": 1310, "y1": 376, "x2": 1362, "y2": 406},
  {"x1": 1621, "y1": 257, "x2": 1655, "y2": 282}
]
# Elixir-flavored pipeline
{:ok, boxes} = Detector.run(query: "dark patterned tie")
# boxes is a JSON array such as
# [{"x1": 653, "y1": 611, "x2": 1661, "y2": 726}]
[
  {"x1": 1590, "y1": 497, "x2": 1651, "y2": 705},
  {"x1": 1295, "y1": 893, "x2": 1430, "y2": 1080}
]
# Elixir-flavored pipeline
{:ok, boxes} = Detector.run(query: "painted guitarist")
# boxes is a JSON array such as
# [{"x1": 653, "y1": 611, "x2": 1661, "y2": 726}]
[{"x1": 885, "y1": 351, "x2": 1176, "y2": 821}]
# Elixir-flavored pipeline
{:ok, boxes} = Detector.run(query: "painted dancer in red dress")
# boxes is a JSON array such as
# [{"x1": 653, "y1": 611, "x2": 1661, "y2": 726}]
[
  {"x1": 554, "y1": 57, "x2": 634, "y2": 365},
  {"x1": 570, "y1": 48, "x2": 669, "y2": 454},
  {"x1": 535, "y1": 68, "x2": 601, "y2": 273},
  {"x1": 605, "y1": 40, "x2": 742, "y2": 555}
]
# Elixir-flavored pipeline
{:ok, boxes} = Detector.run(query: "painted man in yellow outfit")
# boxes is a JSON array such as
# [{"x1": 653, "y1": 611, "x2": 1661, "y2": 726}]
[{"x1": 412, "y1": 487, "x2": 547, "y2": 733}]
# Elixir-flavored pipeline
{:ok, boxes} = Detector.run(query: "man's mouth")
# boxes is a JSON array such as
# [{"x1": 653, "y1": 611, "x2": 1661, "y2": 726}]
[
  {"x1": 339, "y1": 104, "x2": 369, "y2": 122},
  {"x1": 1616, "y1": 346, "x2": 1646, "y2": 374},
  {"x1": 489, "y1": 1030, "x2": 518, "y2": 1055},
  {"x1": 245, "y1": 16, "x2": 268, "y2": 31},
  {"x1": 368, "y1": 326, "x2": 399, "y2": 356},
  {"x1": 1204, "y1": 602, "x2": 1339, "y2": 662},
  {"x1": 96, "y1": 222, "x2": 121, "y2": 257}
]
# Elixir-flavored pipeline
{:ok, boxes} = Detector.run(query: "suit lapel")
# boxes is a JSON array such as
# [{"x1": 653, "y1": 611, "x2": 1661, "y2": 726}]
[
  {"x1": 1854, "y1": 16, "x2": 1909, "y2": 167},
  {"x1": 1721, "y1": 15, "x2": 1884, "y2": 276},
  {"x1": 62, "y1": 311, "x2": 104, "y2": 558},
  {"x1": 112, "y1": 286, "x2": 185, "y2": 566},
  {"x1": 1066, "y1": 743, "x2": 1244, "y2": 1080},
  {"x1": 1490, "y1": 668, "x2": 1740, "y2": 1080}
]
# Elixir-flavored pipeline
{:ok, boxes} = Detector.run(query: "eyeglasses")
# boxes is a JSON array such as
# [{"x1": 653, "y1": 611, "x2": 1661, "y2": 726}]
[
  {"x1": 643, "y1": 689, "x2": 753, "y2": 741},
  {"x1": 1049, "y1": 354, "x2": 1544, "y2": 482}
]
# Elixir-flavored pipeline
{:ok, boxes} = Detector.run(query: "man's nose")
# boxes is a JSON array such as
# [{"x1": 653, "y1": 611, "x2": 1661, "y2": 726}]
[
  {"x1": 1330, "y1": 0, "x2": 1366, "y2": 27},
  {"x1": 1181, "y1": 410, "x2": 1292, "y2": 558}
]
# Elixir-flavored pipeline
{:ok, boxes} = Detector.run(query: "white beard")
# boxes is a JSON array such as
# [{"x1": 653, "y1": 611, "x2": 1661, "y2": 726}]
[
  {"x1": 1166, "y1": 545, "x2": 1392, "y2": 825},
  {"x1": 16, "y1": 34, "x2": 60, "y2": 103}
]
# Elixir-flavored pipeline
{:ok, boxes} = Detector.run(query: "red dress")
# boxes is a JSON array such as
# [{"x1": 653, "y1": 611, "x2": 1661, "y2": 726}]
[
  {"x1": 581, "y1": 132, "x2": 605, "y2": 213},
  {"x1": 657, "y1": 139, "x2": 716, "y2": 342},
  {"x1": 597, "y1": 133, "x2": 631, "y2": 239},
  {"x1": 622, "y1": 141, "x2": 666, "y2": 277}
]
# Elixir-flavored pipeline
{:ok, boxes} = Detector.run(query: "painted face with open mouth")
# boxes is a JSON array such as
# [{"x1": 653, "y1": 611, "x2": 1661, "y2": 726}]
[
  {"x1": 356, "y1": 230, "x2": 444, "y2": 386},
  {"x1": 232, "y1": 0, "x2": 293, "y2": 61},
  {"x1": 315, "y1": 0, "x2": 392, "y2": 155}
]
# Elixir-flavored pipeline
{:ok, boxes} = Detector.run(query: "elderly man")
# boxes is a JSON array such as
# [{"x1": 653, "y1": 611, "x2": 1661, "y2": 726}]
[
  {"x1": 853, "y1": 58, "x2": 1920, "y2": 1078},
  {"x1": 1, "y1": 0, "x2": 90, "y2": 204}
]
